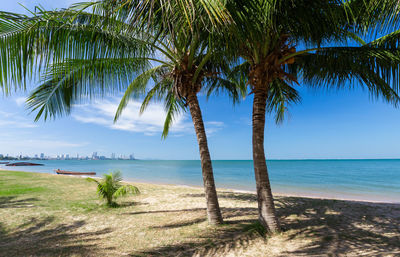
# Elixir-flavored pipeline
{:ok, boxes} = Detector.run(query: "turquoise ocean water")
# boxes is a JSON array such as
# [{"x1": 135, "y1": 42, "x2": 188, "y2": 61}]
[{"x1": 1, "y1": 159, "x2": 399, "y2": 203}]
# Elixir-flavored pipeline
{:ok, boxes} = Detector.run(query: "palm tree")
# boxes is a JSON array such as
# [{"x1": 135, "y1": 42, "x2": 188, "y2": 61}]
[
  {"x1": 223, "y1": 0, "x2": 400, "y2": 232},
  {"x1": 0, "y1": 1, "x2": 240, "y2": 225},
  {"x1": 87, "y1": 171, "x2": 140, "y2": 207}
]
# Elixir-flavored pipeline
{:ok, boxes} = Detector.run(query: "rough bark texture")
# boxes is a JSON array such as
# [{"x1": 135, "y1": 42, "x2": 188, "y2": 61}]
[
  {"x1": 187, "y1": 93, "x2": 223, "y2": 225},
  {"x1": 252, "y1": 90, "x2": 281, "y2": 233}
]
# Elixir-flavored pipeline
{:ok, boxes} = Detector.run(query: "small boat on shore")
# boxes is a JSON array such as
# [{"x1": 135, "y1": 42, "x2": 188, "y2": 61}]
[
  {"x1": 6, "y1": 162, "x2": 44, "y2": 166},
  {"x1": 55, "y1": 169, "x2": 96, "y2": 176}
]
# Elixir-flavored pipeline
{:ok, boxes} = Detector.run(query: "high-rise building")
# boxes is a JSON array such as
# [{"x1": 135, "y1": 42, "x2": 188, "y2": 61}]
[
  {"x1": 92, "y1": 152, "x2": 98, "y2": 159},
  {"x1": 111, "y1": 153, "x2": 116, "y2": 159},
  {"x1": 129, "y1": 154, "x2": 135, "y2": 160},
  {"x1": 40, "y1": 153, "x2": 44, "y2": 159},
  {"x1": 66, "y1": 154, "x2": 70, "y2": 160}
]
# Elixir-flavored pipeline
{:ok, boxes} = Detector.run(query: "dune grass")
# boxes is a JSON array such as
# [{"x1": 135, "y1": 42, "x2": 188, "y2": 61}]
[{"x1": 0, "y1": 170, "x2": 399, "y2": 256}]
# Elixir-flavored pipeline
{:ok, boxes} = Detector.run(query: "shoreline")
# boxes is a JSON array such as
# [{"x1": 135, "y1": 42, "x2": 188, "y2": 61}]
[{"x1": 1, "y1": 167, "x2": 398, "y2": 205}]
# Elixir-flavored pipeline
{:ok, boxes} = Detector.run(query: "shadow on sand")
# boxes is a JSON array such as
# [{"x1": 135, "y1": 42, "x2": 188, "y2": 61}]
[
  {"x1": 0, "y1": 196, "x2": 38, "y2": 209},
  {"x1": 130, "y1": 192, "x2": 400, "y2": 256},
  {"x1": 0, "y1": 215, "x2": 114, "y2": 256}
]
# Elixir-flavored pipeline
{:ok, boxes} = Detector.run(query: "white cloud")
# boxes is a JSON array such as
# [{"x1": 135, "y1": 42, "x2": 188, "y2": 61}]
[
  {"x1": 205, "y1": 121, "x2": 225, "y2": 135},
  {"x1": 206, "y1": 121, "x2": 224, "y2": 127},
  {"x1": 15, "y1": 97, "x2": 27, "y2": 107},
  {"x1": 72, "y1": 98, "x2": 226, "y2": 136},
  {"x1": 73, "y1": 98, "x2": 192, "y2": 136},
  {"x1": 0, "y1": 110, "x2": 37, "y2": 128},
  {"x1": 0, "y1": 138, "x2": 88, "y2": 149},
  {"x1": 0, "y1": 136, "x2": 89, "y2": 156}
]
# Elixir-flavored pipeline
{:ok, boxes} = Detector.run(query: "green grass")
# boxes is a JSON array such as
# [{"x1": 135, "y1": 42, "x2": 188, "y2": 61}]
[
  {"x1": 0, "y1": 171, "x2": 50, "y2": 196},
  {"x1": 0, "y1": 185, "x2": 47, "y2": 196}
]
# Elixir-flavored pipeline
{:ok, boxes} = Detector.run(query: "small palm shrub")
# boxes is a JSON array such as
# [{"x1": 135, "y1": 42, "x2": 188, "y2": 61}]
[{"x1": 87, "y1": 171, "x2": 140, "y2": 207}]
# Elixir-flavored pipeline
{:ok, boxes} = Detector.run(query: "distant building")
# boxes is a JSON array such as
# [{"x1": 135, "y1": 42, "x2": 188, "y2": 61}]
[
  {"x1": 129, "y1": 154, "x2": 135, "y2": 160},
  {"x1": 40, "y1": 153, "x2": 44, "y2": 159},
  {"x1": 92, "y1": 152, "x2": 98, "y2": 159},
  {"x1": 34, "y1": 154, "x2": 38, "y2": 159},
  {"x1": 66, "y1": 154, "x2": 70, "y2": 160},
  {"x1": 0, "y1": 154, "x2": 3, "y2": 159},
  {"x1": 111, "y1": 153, "x2": 116, "y2": 159}
]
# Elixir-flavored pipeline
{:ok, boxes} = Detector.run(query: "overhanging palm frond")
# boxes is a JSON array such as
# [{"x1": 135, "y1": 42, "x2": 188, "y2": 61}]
[
  {"x1": 344, "y1": 0, "x2": 400, "y2": 33},
  {"x1": 368, "y1": 29, "x2": 400, "y2": 49},
  {"x1": 293, "y1": 46, "x2": 400, "y2": 106},
  {"x1": 26, "y1": 57, "x2": 150, "y2": 121},
  {"x1": 90, "y1": 0, "x2": 232, "y2": 31},
  {"x1": 161, "y1": 91, "x2": 186, "y2": 139},
  {"x1": 266, "y1": 79, "x2": 301, "y2": 124},
  {"x1": 114, "y1": 64, "x2": 168, "y2": 122},
  {"x1": 204, "y1": 76, "x2": 245, "y2": 104},
  {"x1": 0, "y1": 8, "x2": 152, "y2": 92}
]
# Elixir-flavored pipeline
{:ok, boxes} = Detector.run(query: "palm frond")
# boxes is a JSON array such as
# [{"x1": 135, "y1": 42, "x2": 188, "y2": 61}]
[
  {"x1": 266, "y1": 79, "x2": 301, "y2": 124},
  {"x1": 26, "y1": 57, "x2": 150, "y2": 121},
  {"x1": 114, "y1": 64, "x2": 167, "y2": 122},
  {"x1": 293, "y1": 46, "x2": 400, "y2": 106},
  {"x1": 114, "y1": 185, "x2": 140, "y2": 198},
  {"x1": 161, "y1": 91, "x2": 186, "y2": 139},
  {"x1": 0, "y1": 8, "x2": 152, "y2": 92}
]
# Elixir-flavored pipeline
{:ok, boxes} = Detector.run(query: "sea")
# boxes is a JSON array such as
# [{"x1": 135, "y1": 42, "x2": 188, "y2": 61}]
[{"x1": 1, "y1": 159, "x2": 399, "y2": 203}]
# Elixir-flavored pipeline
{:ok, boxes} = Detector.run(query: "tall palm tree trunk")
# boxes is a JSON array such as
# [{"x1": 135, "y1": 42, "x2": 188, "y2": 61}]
[
  {"x1": 252, "y1": 90, "x2": 280, "y2": 233},
  {"x1": 187, "y1": 93, "x2": 223, "y2": 225}
]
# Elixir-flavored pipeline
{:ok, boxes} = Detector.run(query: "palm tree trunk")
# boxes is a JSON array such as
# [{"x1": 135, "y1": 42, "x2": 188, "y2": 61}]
[
  {"x1": 187, "y1": 93, "x2": 223, "y2": 225},
  {"x1": 252, "y1": 89, "x2": 281, "y2": 233}
]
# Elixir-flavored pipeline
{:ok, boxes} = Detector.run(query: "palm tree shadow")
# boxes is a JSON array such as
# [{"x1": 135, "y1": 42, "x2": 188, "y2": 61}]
[
  {"x1": 127, "y1": 192, "x2": 260, "y2": 256},
  {"x1": 183, "y1": 191, "x2": 257, "y2": 202},
  {"x1": 275, "y1": 197, "x2": 400, "y2": 256},
  {"x1": 0, "y1": 216, "x2": 114, "y2": 256},
  {"x1": 130, "y1": 193, "x2": 400, "y2": 256},
  {"x1": 0, "y1": 196, "x2": 38, "y2": 209},
  {"x1": 130, "y1": 218, "x2": 261, "y2": 257}
]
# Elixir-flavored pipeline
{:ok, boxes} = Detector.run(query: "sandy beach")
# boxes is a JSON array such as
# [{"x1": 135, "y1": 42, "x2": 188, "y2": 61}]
[{"x1": 1, "y1": 169, "x2": 399, "y2": 256}]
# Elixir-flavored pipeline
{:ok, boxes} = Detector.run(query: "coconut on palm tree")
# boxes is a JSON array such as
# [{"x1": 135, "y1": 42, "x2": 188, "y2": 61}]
[
  {"x1": 222, "y1": 0, "x2": 400, "y2": 232},
  {"x1": 0, "y1": 1, "x2": 241, "y2": 225}
]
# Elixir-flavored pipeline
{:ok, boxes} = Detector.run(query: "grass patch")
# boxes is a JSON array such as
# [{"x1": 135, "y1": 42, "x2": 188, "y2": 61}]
[
  {"x1": 68, "y1": 201, "x2": 103, "y2": 212},
  {"x1": 0, "y1": 186, "x2": 47, "y2": 196},
  {"x1": 242, "y1": 221, "x2": 267, "y2": 237}
]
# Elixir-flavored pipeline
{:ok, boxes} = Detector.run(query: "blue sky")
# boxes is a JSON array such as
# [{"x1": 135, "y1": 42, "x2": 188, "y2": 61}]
[{"x1": 1, "y1": 0, "x2": 400, "y2": 160}]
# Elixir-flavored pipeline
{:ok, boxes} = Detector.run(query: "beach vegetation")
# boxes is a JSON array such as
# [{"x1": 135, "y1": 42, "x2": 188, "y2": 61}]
[{"x1": 86, "y1": 171, "x2": 140, "y2": 207}]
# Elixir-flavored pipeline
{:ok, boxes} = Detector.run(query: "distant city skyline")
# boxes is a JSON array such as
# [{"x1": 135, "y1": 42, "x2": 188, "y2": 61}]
[{"x1": 0, "y1": 152, "x2": 135, "y2": 160}]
